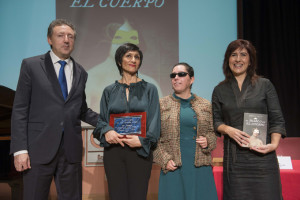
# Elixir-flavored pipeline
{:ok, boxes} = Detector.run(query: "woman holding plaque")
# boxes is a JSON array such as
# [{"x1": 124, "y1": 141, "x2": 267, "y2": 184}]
[
  {"x1": 93, "y1": 43, "x2": 160, "y2": 200},
  {"x1": 212, "y1": 39, "x2": 286, "y2": 200},
  {"x1": 153, "y1": 63, "x2": 218, "y2": 200}
]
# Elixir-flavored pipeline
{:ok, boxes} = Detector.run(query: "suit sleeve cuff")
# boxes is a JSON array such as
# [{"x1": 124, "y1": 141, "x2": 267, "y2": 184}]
[{"x1": 14, "y1": 150, "x2": 28, "y2": 156}]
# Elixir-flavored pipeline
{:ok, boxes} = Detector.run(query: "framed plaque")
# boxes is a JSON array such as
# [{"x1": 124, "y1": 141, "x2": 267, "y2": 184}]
[{"x1": 109, "y1": 112, "x2": 146, "y2": 138}]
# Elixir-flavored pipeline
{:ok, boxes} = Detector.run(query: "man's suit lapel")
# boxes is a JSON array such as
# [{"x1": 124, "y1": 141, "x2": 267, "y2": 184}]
[
  {"x1": 41, "y1": 52, "x2": 65, "y2": 101},
  {"x1": 65, "y1": 57, "x2": 82, "y2": 102}
]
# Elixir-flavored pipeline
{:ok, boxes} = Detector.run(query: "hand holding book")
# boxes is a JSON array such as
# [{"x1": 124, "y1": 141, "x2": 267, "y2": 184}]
[
  {"x1": 250, "y1": 133, "x2": 281, "y2": 154},
  {"x1": 222, "y1": 125, "x2": 250, "y2": 147}
]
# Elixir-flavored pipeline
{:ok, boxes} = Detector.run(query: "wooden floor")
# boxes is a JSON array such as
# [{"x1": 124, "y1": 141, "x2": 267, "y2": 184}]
[{"x1": 0, "y1": 185, "x2": 158, "y2": 200}]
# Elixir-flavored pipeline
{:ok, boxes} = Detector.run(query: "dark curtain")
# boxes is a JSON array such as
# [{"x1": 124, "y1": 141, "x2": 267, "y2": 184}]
[{"x1": 239, "y1": 0, "x2": 300, "y2": 137}]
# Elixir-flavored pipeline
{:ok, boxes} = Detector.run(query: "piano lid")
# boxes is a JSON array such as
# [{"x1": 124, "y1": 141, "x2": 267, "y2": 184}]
[{"x1": 0, "y1": 85, "x2": 15, "y2": 136}]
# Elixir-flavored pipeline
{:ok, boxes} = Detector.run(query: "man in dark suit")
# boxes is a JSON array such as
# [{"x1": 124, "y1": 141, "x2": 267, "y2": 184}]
[{"x1": 10, "y1": 19, "x2": 99, "y2": 200}]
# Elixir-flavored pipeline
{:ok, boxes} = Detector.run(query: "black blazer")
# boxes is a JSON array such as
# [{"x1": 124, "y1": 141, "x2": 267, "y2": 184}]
[{"x1": 10, "y1": 52, "x2": 98, "y2": 164}]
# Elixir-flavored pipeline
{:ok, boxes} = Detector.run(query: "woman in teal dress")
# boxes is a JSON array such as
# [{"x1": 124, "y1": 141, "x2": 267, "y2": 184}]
[{"x1": 153, "y1": 63, "x2": 218, "y2": 200}]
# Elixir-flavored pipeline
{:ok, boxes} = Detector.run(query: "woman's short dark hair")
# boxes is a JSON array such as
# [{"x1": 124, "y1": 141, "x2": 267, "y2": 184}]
[
  {"x1": 172, "y1": 62, "x2": 194, "y2": 89},
  {"x1": 222, "y1": 39, "x2": 259, "y2": 84},
  {"x1": 115, "y1": 43, "x2": 143, "y2": 75}
]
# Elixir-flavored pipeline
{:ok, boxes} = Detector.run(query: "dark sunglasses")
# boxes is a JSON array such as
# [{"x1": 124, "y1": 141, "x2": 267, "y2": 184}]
[{"x1": 170, "y1": 72, "x2": 189, "y2": 78}]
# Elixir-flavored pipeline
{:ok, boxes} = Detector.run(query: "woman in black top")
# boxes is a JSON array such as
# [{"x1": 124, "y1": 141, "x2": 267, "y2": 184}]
[
  {"x1": 93, "y1": 43, "x2": 160, "y2": 200},
  {"x1": 212, "y1": 39, "x2": 286, "y2": 200}
]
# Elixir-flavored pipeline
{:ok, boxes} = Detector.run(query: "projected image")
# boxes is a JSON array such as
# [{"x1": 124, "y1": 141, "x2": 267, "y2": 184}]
[
  {"x1": 85, "y1": 19, "x2": 163, "y2": 111},
  {"x1": 56, "y1": 0, "x2": 178, "y2": 112}
]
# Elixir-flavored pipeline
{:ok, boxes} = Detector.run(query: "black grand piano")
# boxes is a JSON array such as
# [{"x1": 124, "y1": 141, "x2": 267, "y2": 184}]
[{"x1": 0, "y1": 85, "x2": 23, "y2": 200}]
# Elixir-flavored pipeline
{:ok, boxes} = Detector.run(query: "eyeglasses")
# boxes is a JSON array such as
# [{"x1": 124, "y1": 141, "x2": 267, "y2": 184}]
[{"x1": 170, "y1": 72, "x2": 189, "y2": 78}]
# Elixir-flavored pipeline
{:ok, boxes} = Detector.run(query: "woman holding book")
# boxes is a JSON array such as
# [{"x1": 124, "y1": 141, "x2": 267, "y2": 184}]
[
  {"x1": 93, "y1": 43, "x2": 160, "y2": 200},
  {"x1": 154, "y1": 63, "x2": 218, "y2": 200},
  {"x1": 212, "y1": 39, "x2": 286, "y2": 200}
]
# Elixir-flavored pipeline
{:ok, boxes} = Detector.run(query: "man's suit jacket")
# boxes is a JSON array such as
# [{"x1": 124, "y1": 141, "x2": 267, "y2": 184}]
[{"x1": 10, "y1": 52, "x2": 98, "y2": 164}]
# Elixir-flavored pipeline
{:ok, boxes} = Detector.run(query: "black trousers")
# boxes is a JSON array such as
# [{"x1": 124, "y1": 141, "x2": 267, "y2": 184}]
[
  {"x1": 23, "y1": 142, "x2": 82, "y2": 200},
  {"x1": 104, "y1": 145, "x2": 153, "y2": 200}
]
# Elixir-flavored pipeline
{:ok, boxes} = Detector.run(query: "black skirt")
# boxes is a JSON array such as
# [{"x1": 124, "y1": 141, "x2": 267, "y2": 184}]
[{"x1": 223, "y1": 138, "x2": 283, "y2": 200}]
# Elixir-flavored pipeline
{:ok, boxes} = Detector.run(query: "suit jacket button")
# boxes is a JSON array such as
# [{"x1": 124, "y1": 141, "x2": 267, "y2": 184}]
[
  {"x1": 193, "y1": 136, "x2": 196, "y2": 140},
  {"x1": 60, "y1": 122, "x2": 63, "y2": 126},
  {"x1": 193, "y1": 126, "x2": 196, "y2": 130}
]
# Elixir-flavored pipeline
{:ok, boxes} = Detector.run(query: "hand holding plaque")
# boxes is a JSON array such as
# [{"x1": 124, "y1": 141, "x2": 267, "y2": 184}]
[
  {"x1": 109, "y1": 112, "x2": 146, "y2": 138},
  {"x1": 104, "y1": 130, "x2": 125, "y2": 147},
  {"x1": 121, "y1": 135, "x2": 143, "y2": 148}
]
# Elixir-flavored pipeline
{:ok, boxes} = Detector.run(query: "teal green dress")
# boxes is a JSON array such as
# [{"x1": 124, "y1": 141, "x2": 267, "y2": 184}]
[{"x1": 158, "y1": 94, "x2": 218, "y2": 200}]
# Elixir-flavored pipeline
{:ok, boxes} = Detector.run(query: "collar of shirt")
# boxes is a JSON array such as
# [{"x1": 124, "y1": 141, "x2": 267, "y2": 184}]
[{"x1": 49, "y1": 50, "x2": 73, "y2": 93}]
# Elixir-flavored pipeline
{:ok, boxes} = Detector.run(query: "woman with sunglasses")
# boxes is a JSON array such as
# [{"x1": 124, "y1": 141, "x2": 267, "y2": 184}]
[
  {"x1": 93, "y1": 43, "x2": 160, "y2": 200},
  {"x1": 153, "y1": 63, "x2": 218, "y2": 200}
]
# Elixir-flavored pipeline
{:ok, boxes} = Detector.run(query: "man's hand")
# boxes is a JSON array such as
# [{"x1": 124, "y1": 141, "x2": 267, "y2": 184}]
[{"x1": 14, "y1": 153, "x2": 31, "y2": 172}]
